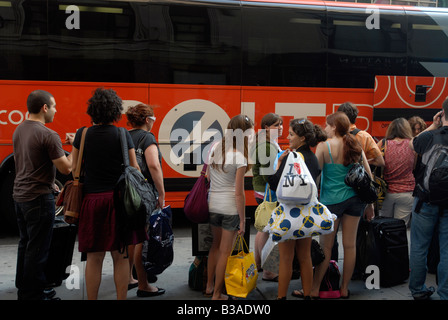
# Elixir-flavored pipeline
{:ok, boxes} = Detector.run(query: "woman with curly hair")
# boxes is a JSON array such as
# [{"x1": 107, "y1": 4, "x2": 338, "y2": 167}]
[
  {"x1": 72, "y1": 88, "x2": 139, "y2": 300},
  {"x1": 267, "y1": 118, "x2": 327, "y2": 299}
]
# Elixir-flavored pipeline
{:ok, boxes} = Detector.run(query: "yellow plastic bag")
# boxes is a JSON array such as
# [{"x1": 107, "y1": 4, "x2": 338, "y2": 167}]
[
  {"x1": 224, "y1": 235, "x2": 258, "y2": 298},
  {"x1": 254, "y1": 186, "x2": 277, "y2": 232}
]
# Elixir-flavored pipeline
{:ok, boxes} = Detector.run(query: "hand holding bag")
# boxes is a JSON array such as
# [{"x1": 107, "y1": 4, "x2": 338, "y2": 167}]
[
  {"x1": 184, "y1": 164, "x2": 210, "y2": 223},
  {"x1": 56, "y1": 127, "x2": 87, "y2": 225},
  {"x1": 225, "y1": 235, "x2": 258, "y2": 298},
  {"x1": 254, "y1": 184, "x2": 277, "y2": 232}
]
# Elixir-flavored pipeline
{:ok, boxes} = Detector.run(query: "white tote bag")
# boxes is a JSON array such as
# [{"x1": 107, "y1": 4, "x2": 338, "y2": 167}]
[
  {"x1": 276, "y1": 151, "x2": 317, "y2": 205},
  {"x1": 264, "y1": 202, "x2": 336, "y2": 242}
]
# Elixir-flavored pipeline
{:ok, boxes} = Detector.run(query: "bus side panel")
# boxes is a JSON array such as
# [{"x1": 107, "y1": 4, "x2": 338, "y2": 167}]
[
  {"x1": 149, "y1": 84, "x2": 244, "y2": 207},
  {"x1": 0, "y1": 81, "x2": 376, "y2": 212},
  {"x1": 0, "y1": 80, "x2": 150, "y2": 149},
  {"x1": 373, "y1": 76, "x2": 448, "y2": 137},
  {"x1": 241, "y1": 86, "x2": 375, "y2": 146}
]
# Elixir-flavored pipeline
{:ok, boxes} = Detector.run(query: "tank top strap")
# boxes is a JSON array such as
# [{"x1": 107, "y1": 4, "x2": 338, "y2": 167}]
[{"x1": 326, "y1": 141, "x2": 334, "y2": 164}]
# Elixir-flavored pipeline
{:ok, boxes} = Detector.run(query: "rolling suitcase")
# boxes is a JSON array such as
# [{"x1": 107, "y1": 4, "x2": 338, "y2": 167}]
[
  {"x1": 44, "y1": 216, "x2": 77, "y2": 287},
  {"x1": 366, "y1": 217, "x2": 409, "y2": 287}
]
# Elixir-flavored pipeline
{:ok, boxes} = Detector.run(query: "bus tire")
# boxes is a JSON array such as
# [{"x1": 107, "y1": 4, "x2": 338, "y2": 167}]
[
  {"x1": 0, "y1": 170, "x2": 71, "y2": 234},
  {"x1": 0, "y1": 169, "x2": 17, "y2": 233}
]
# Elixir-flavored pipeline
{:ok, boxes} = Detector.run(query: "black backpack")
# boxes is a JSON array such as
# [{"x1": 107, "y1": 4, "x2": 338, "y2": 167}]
[
  {"x1": 114, "y1": 128, "x2": 158, "y2": 234},
  {"x1": 422, "y1": 144, "x2": 448, "y2": 208}
]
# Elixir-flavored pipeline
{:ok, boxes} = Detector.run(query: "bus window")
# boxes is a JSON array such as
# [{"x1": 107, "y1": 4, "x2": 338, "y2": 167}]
[
  {"x1": 48, "y1": 0, "x2": 149, "y2": 83},
  {"x1": 148, "y1": 1, "x2": 242, "y2": 85},
  {"x1": 0, "y1": 0, "x2": 48, "y2": 81},
  {"x1": 407, "y1": 10, "x2": 448, "y2": 77},
  {"x1": 241, "y1": 3, "x2": 326, "y2": 87},
  {"x1": 327, "y1": 6, "x2": 407, "y2": 89}
]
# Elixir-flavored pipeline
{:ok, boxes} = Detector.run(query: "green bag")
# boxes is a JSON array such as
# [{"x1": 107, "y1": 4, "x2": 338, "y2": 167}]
[{"x1": 188, "y1": 256, "x2": 207, "y2": 291}]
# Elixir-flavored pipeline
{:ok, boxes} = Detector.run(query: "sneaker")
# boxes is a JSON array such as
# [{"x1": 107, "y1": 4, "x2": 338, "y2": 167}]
[
  {"x1": 43, "y1": 288, "x2": 56, "y2": 299},
  {"x1": 413, "y1": 286, "x2": 435, "y2": 300},
  {"x1": 43, "y1": 296, "x2": 61, "y2": 300}
]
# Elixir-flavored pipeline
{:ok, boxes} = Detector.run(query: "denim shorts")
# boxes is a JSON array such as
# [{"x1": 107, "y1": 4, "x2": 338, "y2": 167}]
[
  {"x1": 209, "y1": 212, "x2": 240, "y2": 231},
  {"x1": 326, "y1": 196, "x2": 366, "y2": 219}
]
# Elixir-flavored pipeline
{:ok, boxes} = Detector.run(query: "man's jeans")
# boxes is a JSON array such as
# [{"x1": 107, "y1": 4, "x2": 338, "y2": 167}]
[
  {"x1": 409, "y1": 197, "x2": 448, "y2": 300},
  {"x1": 15, "y1": 193, "x2": 55, "y2": 300}
]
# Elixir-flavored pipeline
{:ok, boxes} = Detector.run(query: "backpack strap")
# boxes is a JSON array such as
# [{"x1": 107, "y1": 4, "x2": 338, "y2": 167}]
[
  {"x1": 350, "y1": 128, "x2": 361, "y2": 136},
  {"x1": 137, "y1": 132, "x2": 148, "y2": 153},
  {"x1": 135, "y1": 131, "x2": 149, "y2": 163},
  {"x1": 118, "y1": 127, "x2": 130, "y2": 168}
]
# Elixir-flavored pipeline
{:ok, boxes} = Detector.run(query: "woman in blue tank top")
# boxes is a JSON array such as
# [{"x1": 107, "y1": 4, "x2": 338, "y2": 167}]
[{"x1": 311, "y1": 112, "x2": 372, "y2": 299}]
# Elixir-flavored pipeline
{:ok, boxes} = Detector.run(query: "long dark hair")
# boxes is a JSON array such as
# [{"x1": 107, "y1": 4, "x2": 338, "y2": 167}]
[
  {"x1": 256, "y1": 113, "x2": 283, "y2": 142},
  {"x1": 289, "y1": 118, "x2": 327, "y2": 147}
]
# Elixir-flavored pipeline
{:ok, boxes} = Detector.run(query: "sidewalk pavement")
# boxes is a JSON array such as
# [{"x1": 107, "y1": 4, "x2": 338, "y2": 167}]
[{"x1": 0, "y1": 216, "x2": 440, "y2": 301}]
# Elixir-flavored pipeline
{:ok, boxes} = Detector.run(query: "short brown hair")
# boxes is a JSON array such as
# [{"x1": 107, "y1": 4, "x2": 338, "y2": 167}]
[
  {"x1": 337, "y1": 102, "x2": 358, "y2": 124},
  {"x1": 126, "y1": 103, "x2": 155, "y2": 127}
]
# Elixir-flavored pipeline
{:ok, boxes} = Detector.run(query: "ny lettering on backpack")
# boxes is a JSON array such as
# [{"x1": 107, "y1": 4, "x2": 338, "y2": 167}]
[
  {"x1": 422, "y1": 144, "x2": 448, "y2": 207},
  {"x1": 276, "y1": 151, "x2": 317, "y2": 205}
]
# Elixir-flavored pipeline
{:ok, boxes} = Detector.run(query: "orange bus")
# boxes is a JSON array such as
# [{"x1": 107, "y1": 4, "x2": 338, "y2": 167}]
[{"x1": 1, "y1": 0, "x2": 448, "y2": 229}]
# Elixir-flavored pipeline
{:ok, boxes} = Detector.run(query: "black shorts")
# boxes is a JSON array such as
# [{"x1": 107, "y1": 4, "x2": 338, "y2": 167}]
[{"x1": 326, "y1": 196, "x2": 366, "y2": 219}]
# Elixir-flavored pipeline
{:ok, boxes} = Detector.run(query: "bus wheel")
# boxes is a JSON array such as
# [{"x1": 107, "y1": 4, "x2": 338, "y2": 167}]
[
  {"x1": 0, "y1": 169, "x2": 17, "y2": 233},
  {"x1": 0, "y1": 171, "x2": 71, "y2": 233}
]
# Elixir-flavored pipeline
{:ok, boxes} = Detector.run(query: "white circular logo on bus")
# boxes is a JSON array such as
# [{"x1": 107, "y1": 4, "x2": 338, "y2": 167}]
[{"x1": 158, "y1": 99, "x2": 230, "y2": 177}]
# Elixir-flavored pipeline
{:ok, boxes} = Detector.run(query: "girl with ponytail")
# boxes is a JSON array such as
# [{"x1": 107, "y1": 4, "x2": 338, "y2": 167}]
[{"x1": 311, "y1": 111, "x2": 372, "y2": 299}]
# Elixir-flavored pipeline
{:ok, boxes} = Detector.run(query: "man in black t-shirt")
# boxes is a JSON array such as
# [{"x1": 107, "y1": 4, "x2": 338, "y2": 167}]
[
  {"x1": 13, "y1": 90, "x2": 72, "y2": 300},
  {"x1": 409, "y1": 100, "x2": 448, "y2": 300}
]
